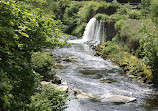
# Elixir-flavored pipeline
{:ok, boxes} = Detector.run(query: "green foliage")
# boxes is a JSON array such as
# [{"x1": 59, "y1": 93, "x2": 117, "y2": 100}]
[
  {"x1": 31, "y1": 52, "x2": 56, "y2": 80},
  {"x1": 128, "y1": 10, "x2": 142, "y2": 19},
  {"x1": 28, "y1": 85, "x2": 68, "y2": 111},
  {"x1": 95, "y1": 14, "x2": 109, "y2": 21},
  {"x1": 142, "y1": 26, "x2": 158, "y2": 69},
  {"x1": 114, "y1": 18, "x2": 157, "y2": 58},
  {"x1": 103, "y1": 41, "x2": 119, "y2": 55},
  {"x1": 150, "y1": 0, "x2": 158, "y2": 18},
  {"x1": 117, "y1": 4, "x2": 132, "y2": 15},
  {"x1": 78, "y1": 2, "x2": 97, "y2": 23},
  {"x1": 142, "y1": 25, "x2": 158, "y2": 83},
  {"x1": 141, "y1": 0, "x2": 151, "y2": 8},
  {"x1": 0, "y1": 69, "x2": 13, "y2": 109},
  {"x1": 111, "y1": 14, "x2": 128, "y2": 21},
  {"x1": 115, "y1": 19, "x2": 126, "y2": 30},
  {"x1": 26, "y1": 0, "x2": 70, "y2": 20},
  {"x1": 140, "y1": 0, "x2": 151, "y2": 17},
  {"x1": 0, "y1": 0, "x2": 67, "y2": 110},
  {"x1": 63, "y1": 2, "x2": 81, "y2": 34},
  {"x1": 72, "y1": 23, "x2": 87, "y2": 37},
  {"x1": 114, "y1": 19, "x2": 140, "y2": 55}
]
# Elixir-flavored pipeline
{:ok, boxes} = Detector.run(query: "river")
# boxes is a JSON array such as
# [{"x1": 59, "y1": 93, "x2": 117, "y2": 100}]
[{"x1": 54, "y1": 42, "x2": 158, "y2": 111}]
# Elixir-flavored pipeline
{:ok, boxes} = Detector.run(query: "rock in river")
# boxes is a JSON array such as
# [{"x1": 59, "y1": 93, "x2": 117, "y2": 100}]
[
  {"x1": 51, "y1": 75, "x2": 62, "y2": 84},
  {"x1": 101, "y1": 95, "x2": 136, "y2": 103}
]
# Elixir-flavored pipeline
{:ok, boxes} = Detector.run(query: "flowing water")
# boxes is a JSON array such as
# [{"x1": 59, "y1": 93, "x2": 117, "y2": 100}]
[
  {"x1": 54, "y1": 17, "x2": 158, "y2": 111},
  {"x1": 68, "y1": 17, "x2": 105, "y2": 45},
  {"x1": 54, "y1": 43, "x2": 158, "y2": 111}
]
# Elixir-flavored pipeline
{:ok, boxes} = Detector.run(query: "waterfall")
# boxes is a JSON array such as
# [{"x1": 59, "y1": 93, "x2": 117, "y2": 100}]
[{"x1": 68, "y1": 17, "x2": 106, "y2": 46}]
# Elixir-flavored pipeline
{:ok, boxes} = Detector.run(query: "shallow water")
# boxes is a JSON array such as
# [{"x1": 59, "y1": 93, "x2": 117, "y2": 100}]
[{"x1": 54, "y1": 43, "x2": 158, "y2": 111}]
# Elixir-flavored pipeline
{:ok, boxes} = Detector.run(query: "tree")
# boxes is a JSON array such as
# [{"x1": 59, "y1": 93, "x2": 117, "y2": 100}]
[{"x1": 0, "y1": 0, "x2": 67, "y2": 110}]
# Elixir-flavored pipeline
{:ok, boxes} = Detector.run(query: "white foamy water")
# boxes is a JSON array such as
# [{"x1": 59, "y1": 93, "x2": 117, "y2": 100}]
[{"x1": 68, "y1": 17, "x2": 105, "y2": 45}]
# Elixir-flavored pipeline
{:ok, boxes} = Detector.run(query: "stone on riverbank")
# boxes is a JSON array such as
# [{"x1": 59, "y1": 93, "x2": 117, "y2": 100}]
[
  {"x1": 70, "y1": 88, "x2": 97, "y2": 99},
  {"x1": 101, "y1": 95, "x2": 136, "y2": 103},
  {"x1": 51, "y1": 75, "x2": 62, "y2": 84},
  {"x1": 41, "y1": 81, "x2": 68, "y2": 92}
]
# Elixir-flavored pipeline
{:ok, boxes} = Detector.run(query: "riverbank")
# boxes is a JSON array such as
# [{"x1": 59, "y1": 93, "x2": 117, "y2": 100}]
[{"x1": 95, "y1": 43, "x2": 152, "y2": 84}]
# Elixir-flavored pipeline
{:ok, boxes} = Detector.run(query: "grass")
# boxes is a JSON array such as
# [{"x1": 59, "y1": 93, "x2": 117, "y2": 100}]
[{"x1": 95, "y1": 42, "x2": 152, "y2": 83}]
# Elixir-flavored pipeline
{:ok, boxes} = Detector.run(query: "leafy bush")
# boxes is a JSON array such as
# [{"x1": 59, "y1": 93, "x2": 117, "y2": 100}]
[
  {"x1": 31, "y1": 52, "x2": 56, "y2": 80},
  {"x1": 78, "y1": 2, "x2": 97, "y2": 23},
  {"x1": 0, "y1": 0, "x2": 66, "y2": 110},
  {"x1": 117, "y1": 4, "x2": 132, "y2": 15},
  {"x1": 63, "y1": 2, "x2": 81, "y2": 34},
  {"x1": 142, "y1": 26, "x2": 158, "y2": 84},
  {"x1": 128, "y1": 10, "x2": 142, "y2": 19},
  {"x1": 114, "y1": 19, "x2": 145, "y2": 56},
  {"x1": 72, "y1": 23, "x2": 87, "y2": 37},
  {"x1": 103, "y1": 41, "x2": 119, "y2": 55},
  {"x1": 141, "y1": 0, "x2": 151, "y2": 9},
  {"x1": 28, "y1": 85, "x2": 68, "y2": 111},
  {"x1": 111, "y1": 14, "x2": 128, "y2": 21},
  {"x1": 150, "y1": 0, "x2": 158, "y2": 18},
  {"x1": 95, "y1": 14, "x2": 109, "y2": 21},
  {"x1": 115, "y1": 19, "x2": 126, "y2": 30}
]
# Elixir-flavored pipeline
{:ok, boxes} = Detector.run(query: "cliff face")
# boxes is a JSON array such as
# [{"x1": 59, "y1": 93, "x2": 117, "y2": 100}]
[{"x1": 105, "y1": 19, "x2": 116, "y2": 41}]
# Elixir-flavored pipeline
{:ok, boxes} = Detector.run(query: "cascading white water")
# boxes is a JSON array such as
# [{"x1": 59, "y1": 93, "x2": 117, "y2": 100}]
[
  {"x1": 82, "y1": 17, "x2": 97, "y2": 43},
  {"x1": 68, "y1": 17, "x2": 106, "y2": 46}
]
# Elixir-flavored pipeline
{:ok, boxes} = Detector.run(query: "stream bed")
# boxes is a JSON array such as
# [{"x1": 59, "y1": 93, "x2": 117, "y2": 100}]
[{"x1": 54, "y1": 43, "x2": 158, "y2": 111}]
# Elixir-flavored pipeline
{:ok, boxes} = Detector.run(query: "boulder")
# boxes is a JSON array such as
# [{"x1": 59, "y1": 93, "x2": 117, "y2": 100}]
[
  {"x1": 41, "y1": 81, "x2": 51, "y2": 85},
  {"x1": 41, "y1": 80, "x2": 68, "y2": 92},
  {"x1": 70, "y1": 88, "x2": 97, "y2": 99},
  {"x1": 101, "y1": 95, "x2": 136, "y2": 103},
  {"x1": 76, "y1": 94, "x2": 90, "y2": 99},
  {"x1": 100, "y1": 78, "x2": 117, "y2": 83},
  {"x1": 51, "y1": 76, "x2": 62, "y2": 84},
  {"x1": 53, "y1": 84, "x2": 69, "y2": 92}
]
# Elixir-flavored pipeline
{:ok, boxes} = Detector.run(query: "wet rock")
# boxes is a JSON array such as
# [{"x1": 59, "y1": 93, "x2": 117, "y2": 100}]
[
  {"x1": 41, "y1": 81, "x2": 69, "y2": 92},
  {"x1": 100, "y1": 78, "x2": 117, "y2": 83},
  {"x1": 41, "y1": 81, "x2": 51, "y2": 85},
  {"x1": 62, "y1": 81, "x2": 68, "y2": 85},
  {"x1": 51, "y1": 76, "x2": 62, "y2": 84},
  {"x1": 101, "y1": 95, "x2": 136, "y2": 103},
  {"x1": 76, "y1": 94, "x2": 90, "y2": 99},
  {"x1": 56, "y1": 56, "x2": 77, "y2": 63},
  {"x1": 52, "y1": 84, "x2": 69, "y2": 92},
  {"x1": 70, "y1": 88, "x2": 97, "y2": 99}
]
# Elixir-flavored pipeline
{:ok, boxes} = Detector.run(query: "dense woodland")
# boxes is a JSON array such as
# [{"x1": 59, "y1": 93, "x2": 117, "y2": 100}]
[{"x1": 0, "y1": 0, "x2": 158, "y2": 110}]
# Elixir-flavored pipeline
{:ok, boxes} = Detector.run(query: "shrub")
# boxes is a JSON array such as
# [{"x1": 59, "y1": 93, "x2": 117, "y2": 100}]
[
  {"x1": 72, "y1": 23, "x2": 87, "y2": 37},
  {"x1": 78, "y1": 2, "x2": 97, "y2": 23},
  {"x1": 103, "y1": 41, "x2": 119, "y2": 56},
  {"x1": 63, "y1": 2, "x2": 81, "y2": 34},
  {"x1": 111, "y1": 14, "x2": 128, "y2": 21},
  {"x1": 114, "y1": 19, "x2": 145, "y2": 56},
  {"x1": 128, "y1": 10, "x2": 142, "y2": 19},
  {"x1": 95, "y1": 14, "x2": 109, "y2": 21},
  {"x1": 117, "y1": 4, "x2": 132, "y2": 15},
  {"x1": 141, "y1": 0, "x2": 151, "y2": 9},
  {"x1": 31, "y1": 52, "x2": 56, "y2": 80},
  {"x1": 115, "y1": 19, "x2": 126, "y2": 31},
  {"x1": 142, "y1": 26, "x2": 158, "y2": 84},
  {"x1": 150, "y1": 0, "x2": 158, "y2": 18},
  {"x1": 28, "y1": 85, "x2": 68, "y2": 111}
]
